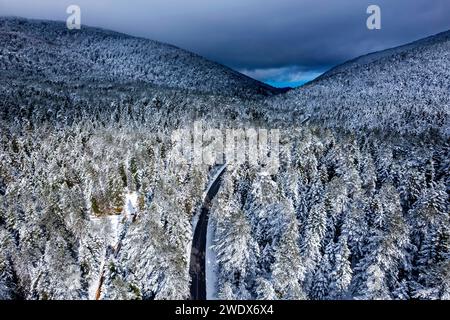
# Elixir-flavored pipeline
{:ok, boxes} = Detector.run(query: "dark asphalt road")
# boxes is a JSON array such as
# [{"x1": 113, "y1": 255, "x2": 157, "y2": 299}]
[{"x1": 189, "y1": 167, "x2": 226, "y2": 300}]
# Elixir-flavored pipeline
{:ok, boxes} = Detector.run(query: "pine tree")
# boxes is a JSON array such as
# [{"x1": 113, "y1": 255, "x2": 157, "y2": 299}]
[
  {"x1": 272, "y1": 205, "x2": 306, "y2": 300},
  {"x1": 309, "y1": 249, "x2": 331, "y2": 300},
  {"x1": 300, "y1": 197, "x2": 327, "y2": 281},
  {"x1": 218, "y1": 282, "x2": 236, "y2": 300},
  {"x1": 329, "y1": 235, "x2": 352, "y2": 299},
  {"x1": 352, "y1": 184, "x2": 408, "y2": 299},
  {"x1": 255, "y1": 277, "x2": 277, "y2": 300}
]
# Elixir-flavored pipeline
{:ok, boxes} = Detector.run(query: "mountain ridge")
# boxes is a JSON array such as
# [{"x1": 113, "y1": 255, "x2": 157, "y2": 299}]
[
  {"x1": 0, "y1": 17, "x2": 280, "y2": 97},
  {"x1": 275, "y1": 28, "x2": 450, "y2": 138},
  {"x1": 316, "y1": 29, "x2": 450, "y2": 82}
]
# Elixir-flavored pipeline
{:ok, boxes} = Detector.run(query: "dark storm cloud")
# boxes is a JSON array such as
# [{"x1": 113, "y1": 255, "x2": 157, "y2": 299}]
[{"x1": 1, "y1": 0, "x2": 450, "y2": 85}]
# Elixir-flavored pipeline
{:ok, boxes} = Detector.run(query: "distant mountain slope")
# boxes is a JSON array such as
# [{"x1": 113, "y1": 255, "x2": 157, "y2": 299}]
[
  {"x1": 278, "y1": 30, "x2": 450, "y2": 138},
  {"x1": 0, "y1": 17, "x2": 278, "y2": 97}
]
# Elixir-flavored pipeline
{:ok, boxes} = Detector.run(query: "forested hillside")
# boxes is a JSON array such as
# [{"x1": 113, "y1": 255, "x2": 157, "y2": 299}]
[
  {"x1": 0, "y1": 17, "x2": 278, "y2": 97},
  {"x1": 271, "y1": 30, "x2": 450, "y2": 137}
]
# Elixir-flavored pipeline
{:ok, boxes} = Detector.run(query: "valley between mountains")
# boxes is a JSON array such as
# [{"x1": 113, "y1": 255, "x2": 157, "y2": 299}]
[{"x1": 0, "y1": 17, "x2": 449, "y2": 300}]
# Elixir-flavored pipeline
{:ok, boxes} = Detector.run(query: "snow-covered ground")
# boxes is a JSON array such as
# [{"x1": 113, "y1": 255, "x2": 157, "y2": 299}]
[
  {"x1": 124, "y1": 191, "x2": 139, "y2": 218},
  {"x1": 107, "y1": 215, "x2": 122, "y2": 247}
]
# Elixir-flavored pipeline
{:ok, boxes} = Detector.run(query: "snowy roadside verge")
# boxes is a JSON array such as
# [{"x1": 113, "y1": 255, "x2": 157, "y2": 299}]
[{"x1": 206, "y1": 216, "x2": 218, "y2": 300}]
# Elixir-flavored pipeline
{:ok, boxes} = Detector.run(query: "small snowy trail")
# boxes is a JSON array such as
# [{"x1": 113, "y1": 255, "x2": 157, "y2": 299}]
[
  {"x1": 91, "y1": 191, "x2": 139, "y2": 300},
  {"x1": 189, "y1": 164, "x2": 226, "y2": 300}
]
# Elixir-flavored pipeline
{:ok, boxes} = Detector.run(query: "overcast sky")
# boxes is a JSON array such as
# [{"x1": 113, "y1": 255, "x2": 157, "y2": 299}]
[{"x1": 1, "y1": 0, "x2": 449, "y2": 87}]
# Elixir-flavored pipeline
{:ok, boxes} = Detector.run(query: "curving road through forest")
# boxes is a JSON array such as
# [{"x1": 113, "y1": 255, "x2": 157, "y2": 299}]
[{"x1": 189, "y1": 166, "x2": 226, "y2": 300}]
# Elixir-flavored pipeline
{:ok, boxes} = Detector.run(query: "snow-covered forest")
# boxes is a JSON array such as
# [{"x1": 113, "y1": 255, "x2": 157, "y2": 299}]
[
  {"x1": 211, "y1": 131, "x2": 449, "y2": 299},
  {"x1": 0, "y1": 18, "x2": 448, "y2": 300}
]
